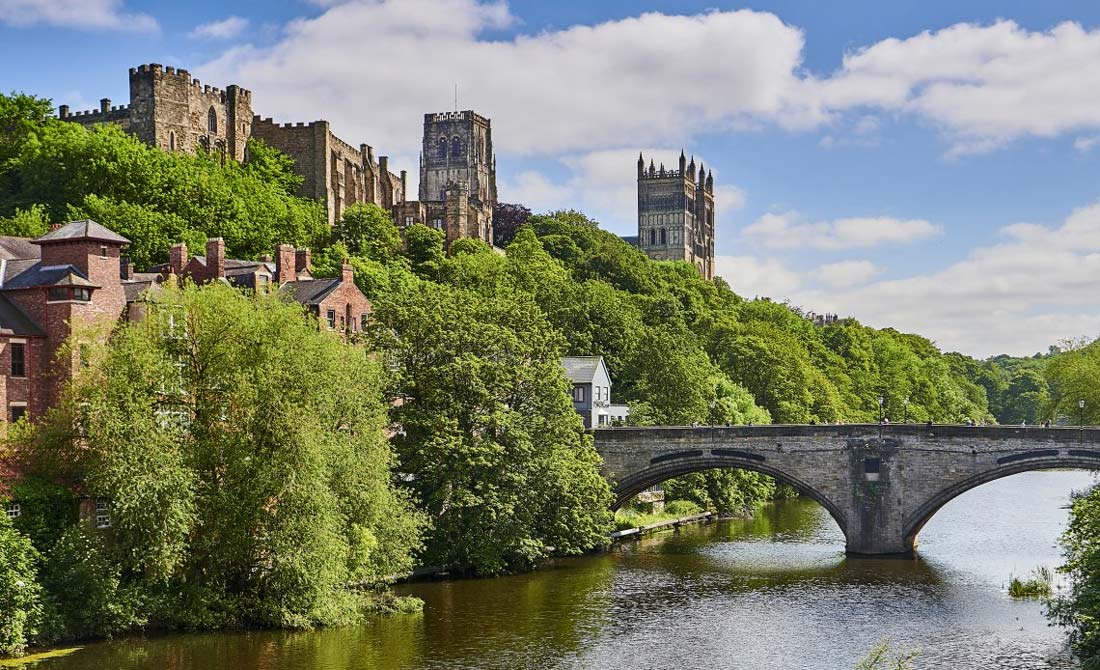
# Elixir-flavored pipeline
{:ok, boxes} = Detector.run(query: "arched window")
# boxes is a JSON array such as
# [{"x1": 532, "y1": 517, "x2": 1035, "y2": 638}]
[
  {"x1": 649, "y1": 229, "x2": 657, "y2": 245},
  {"x1": 169, "y1": 131, "x2": 175, "y2": 152},
  {"x1": 451, "y1": 136, "x2": 463, "y2": 159},
  {"x1": 207, "y1": 107, "x2": 217, "y2": 134},
  {"x1": 438, "y1": 137, "x2": 448, "y2": 160},
  {"x1": 660, "y1": 228, "x2": 667, "y2": 245}
]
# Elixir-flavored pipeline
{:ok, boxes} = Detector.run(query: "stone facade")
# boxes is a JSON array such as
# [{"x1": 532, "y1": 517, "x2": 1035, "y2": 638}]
[
  {"x1": 396, "y1": 111, "x2": 497, "y2": 246},
  {"x1": 250, "y1": 117, "x2": 407, "y2": 226},
  {"x1": 596, "y1": 423, "x2": 1100, "y2": 554},
  {"x1": 59, "y1": 63, "x2": 405, "y2": 226},
  {"x1": 636, "y1": 152, "x2": 715, "y2": 280}
]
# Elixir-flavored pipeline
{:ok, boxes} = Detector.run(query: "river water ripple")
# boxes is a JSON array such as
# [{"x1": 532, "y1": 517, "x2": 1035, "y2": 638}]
[{"x1": 19, "y1": 470, "x2": 1093, "y2": 670}]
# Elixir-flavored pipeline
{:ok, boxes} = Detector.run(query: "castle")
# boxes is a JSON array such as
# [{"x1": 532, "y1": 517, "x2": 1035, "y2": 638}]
[
  {"x1": 635, "y1": 151, "x2": 715, "y2": 280},
  {"x1": 60, "y1": 65, "x2": 495, "y2": 243}
]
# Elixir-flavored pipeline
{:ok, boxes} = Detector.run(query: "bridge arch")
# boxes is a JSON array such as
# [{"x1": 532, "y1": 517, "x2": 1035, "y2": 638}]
[
  {"x1": 612, "y1": 453, "x2": 849, "y2": 540},
  {"x1": 902, "y1": 456, "x2": 1098, "y2": 550}
]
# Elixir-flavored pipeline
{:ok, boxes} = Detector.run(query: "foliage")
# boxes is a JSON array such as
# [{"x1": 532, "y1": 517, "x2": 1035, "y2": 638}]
[
  {"x1": 1008, "y1": 566, "x2": 1053, "y2": 598},
  {"x1": 0, "y1": 514, "x2": 43, "y2": 656},
  {"x1": 492, "y1": 202, "x2": 531, "y2": 247},
  {"x1": 0, "y1": 101, "x2": 327, "y2": 268},
  {"x1": 0, "y1": 204, "x2": 48, "y2": 238},
  {"x1": 372, "y1": 282, "x2": 613, "y2": 574},
  {"x1": 334, "y1": 203, "x2": 402, "y2": 262},
  {"x1": 665, "y1": 470, "x2": 779, "y2": 517},
  {"x1": 27, "y1": 282, "x2": 424, "y2": 632},
  {"x1": 662, "y1": 500, "x2": 703, "y2": 517},
  {"x1": 1051, "y1": 484, "x2": 1100, "y2": 663}
]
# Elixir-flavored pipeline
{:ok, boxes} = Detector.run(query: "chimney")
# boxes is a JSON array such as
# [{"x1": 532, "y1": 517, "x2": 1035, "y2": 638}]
[
  {"x1": 169, "y1": 243, "x2": 188, "y2": 276},
  {"x1": 275, "y1": 244, "x2": 296, "y2": 285},
  {"x1": 341, "y1": 259, "x2": 354, "y2": 284},
  {"x1": 120, "y1": 256, "x2": 134, "y2": 280},
  {"x1": 100, "y1": 98, "x2": 111, "y2": 114},
  {"x1": 295, "y1": 248, "x2": 311, "y2": 275},
  {"x1": 206, "y1": 238, "x2": 225, "y2": 280}
]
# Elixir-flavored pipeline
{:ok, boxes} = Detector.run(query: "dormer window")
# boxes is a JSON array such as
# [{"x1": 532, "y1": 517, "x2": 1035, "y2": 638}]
[{"x1": 47, "y1": 287, "x2": 92, "y2": 302}]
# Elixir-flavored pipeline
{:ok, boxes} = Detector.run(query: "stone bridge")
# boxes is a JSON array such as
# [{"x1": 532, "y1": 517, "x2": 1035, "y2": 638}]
[{"x1": 593, "y1": 424, "x2": 1100, "y2": 555}]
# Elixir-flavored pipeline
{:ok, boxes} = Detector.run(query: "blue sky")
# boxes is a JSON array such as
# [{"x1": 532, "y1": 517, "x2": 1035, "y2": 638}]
[{"x1": 4, "y1": 0, "x2": 1100, "y2": 357}]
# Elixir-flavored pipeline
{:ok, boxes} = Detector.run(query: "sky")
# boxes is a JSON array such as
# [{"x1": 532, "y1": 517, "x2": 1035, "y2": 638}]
[{"x1": 3, "y1": 0, "x2": 1100, "y2": 358}]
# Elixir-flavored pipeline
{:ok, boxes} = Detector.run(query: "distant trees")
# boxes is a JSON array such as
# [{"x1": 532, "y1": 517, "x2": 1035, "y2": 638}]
[{"x1": 492, "y1": 202, "x2": 530, "y2": 247}]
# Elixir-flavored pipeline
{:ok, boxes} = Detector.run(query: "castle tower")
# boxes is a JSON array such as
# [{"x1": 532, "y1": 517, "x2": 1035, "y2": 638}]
[
  {"x1": 636, "y1": 151, "x2": 715, "y2": 280},
  {"x1": 417, "y1": 110, "x2": 496, "y2": 245}
]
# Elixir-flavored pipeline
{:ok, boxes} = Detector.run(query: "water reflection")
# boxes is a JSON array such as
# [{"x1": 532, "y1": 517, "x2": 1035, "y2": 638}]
[{"x1": 20, "y1": 470, "x2": 1092, "y2": 670}]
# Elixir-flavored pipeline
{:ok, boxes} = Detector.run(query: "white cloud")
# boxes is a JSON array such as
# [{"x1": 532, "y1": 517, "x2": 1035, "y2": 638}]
[
  {"x1": 198, "y1": 2, "x2": 813, "y2": 157},
  {"x1": 715, "y1": 255, "x2": 801, "y2": 300},
  {"x1": 816, "y1": 260, "x2": 881, "y2": 288},
  {"x1": 727, "y1": 201, "x2": 1100, "y2": 357},
  {"x1": 743, "y1": 212, "x2": 941, "y2": 250},
  {"x1": 189, "y1": 16, "x2": 248, "y2": 40},
  {"x1": 1075, "y1": 136, "x2": 1100, "y2": 153},
  {"x1": 0, "y1": 0, "x2": 157, "y2": 32}
]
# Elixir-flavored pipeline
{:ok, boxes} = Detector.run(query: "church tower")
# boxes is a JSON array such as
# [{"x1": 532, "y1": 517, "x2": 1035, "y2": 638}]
[
  {"x1": 637, "y1": 151, "x2": 714, "y2": 279},
  {"x1": 417, "y1": 111, "x2": 497, "y2": 245}
]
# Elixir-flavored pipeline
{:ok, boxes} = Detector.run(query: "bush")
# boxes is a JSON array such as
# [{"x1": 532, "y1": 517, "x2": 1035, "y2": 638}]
[
  {"x1": 664, "y1": 500, "x2": 703, "y2": 517},
  {"x1": 0, "y1": 514, "x2": 44, "y2": 656},
  {"x1": 1009, "y1": 566, "x2": 1053, "y2": 598}
]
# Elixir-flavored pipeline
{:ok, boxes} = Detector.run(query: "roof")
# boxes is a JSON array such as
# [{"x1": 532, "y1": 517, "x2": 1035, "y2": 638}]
[
  {"x1": 0, "y1": 293, "x2": 44, "y2": 336},
  {"x1": 0, "y1": 237, "x2": 40, "y2": 261},
  {"x1": 33, "y1": 219, "x2": 130, "y2": 245},
  {"x1": 3, "y1": 263, "x2": 99, "y2": 290},
  {"x1": 123, "y1": 279, "x2": 161, "y2": 303},
  {"x1": 280, "y1": 279, "x2": 341, "y2": 306},
  {"x1": 561, "y1": 355, "x2": 609, "y2": 384},
  {"x1": 620, "y1": 235, "x2": 640, "y2": 247}
]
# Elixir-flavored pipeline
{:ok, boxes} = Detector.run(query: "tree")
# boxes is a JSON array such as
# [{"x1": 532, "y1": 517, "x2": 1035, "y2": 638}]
[
  {"x1": 334, "y1": 203, "x2": 402, "y2": 262},
  {"x1": 1050, "y1": 484, "x2": 1100, "y2": 665},
  {"x1": 32, "y1": 281, "x2": 424, "y2": 629},
  {"x1": 372, "y1": 283, "x2": 612, "y2": 574},
  {"x1": 492, "y1": 202, "x2": 531, "y2": 247},
  {"x1": 402, "y1": 224, "x2": 445, "y2": 280},
  {"x1": 0, "y1": 514, "x2": 43, "y2": 656}
]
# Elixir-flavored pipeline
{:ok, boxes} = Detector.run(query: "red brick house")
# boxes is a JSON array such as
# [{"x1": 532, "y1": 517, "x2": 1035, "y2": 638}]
[{"x1": 157, "y1": 238, "x2": 372, "y2": 339}]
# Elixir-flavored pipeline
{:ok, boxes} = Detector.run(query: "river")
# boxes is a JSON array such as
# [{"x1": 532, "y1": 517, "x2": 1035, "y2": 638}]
[{"x1": 13, "y1": 470, "x2": 1093, "y2": 670}]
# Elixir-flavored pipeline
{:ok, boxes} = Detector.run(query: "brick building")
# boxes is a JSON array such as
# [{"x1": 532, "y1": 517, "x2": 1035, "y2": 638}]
[
  {"x1": 634, "y1": 151, "x2": 715, "y2": 280},
  {"x1": 159, "y1": 238, "x2": 372, "y2": 340},
  {"x1": 60, "y1": 63, "x2": 407, "y2": 226},
  {"x1": 392, "y1": 110, "x2": 497, "y2": 246}
]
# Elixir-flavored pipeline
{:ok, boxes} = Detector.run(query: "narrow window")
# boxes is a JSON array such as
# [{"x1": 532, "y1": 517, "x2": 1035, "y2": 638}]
[
  {"x1": 451, "y1": 136, "x2": 463, "y2": 158},
  {"x1": 405, "y1": 216, "x2": 413, "y2": 226},
  {"x1": 10, "y1": 405, "x2": 26, "y2": 423},
  {"x1": 10, "y1": 342, "x2": 25, "y2": 377},
  {"x1": 95, "y1": 499, "x2": 111, "y2": 529},
  {"x1": 649, "y1": 229, "x2": 656, "y2": 246},
  {"x1": 5, "y1": 502, "x2": 19, "y2": 519},
  {"x1": 361, "y1": 313, "x2": 369, "y2": 332},
  {"x1": 438, "y1": 137, "x2": 448, "y2": 160},
  {"x1": 208, "y1": 107, "x2": 218, "y2": 134},
  {"x1": 169, "y1": 131, "x2": 176, "y2": 152},
  {"x1": 326, "y1": 309, "x2": 336, "y2": 330},
  {"x1": 660, "y1": 228, "x2": 667, "y2": 245},
  {"x1": 100, "y1": 245, "x2": 108, "y2": 259}
]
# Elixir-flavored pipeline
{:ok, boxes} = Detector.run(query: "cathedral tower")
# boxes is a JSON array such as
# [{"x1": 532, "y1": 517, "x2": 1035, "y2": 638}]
[
  {"x1": 417, "y1": 110, "x2": 497, "y2": 245},
  {"x1": 636, "y1": 151, "x2": 714, "y2": 279}
]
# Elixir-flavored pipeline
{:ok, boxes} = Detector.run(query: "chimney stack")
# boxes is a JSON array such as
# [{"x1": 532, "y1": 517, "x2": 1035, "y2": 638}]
[
  {"x1": 206, "y1": 238, "x2": 225, "y2": 280},
  {"x1": 169, "y1": 243, "x2": 188, "y2": 276},
  {"x1": 120, "y1": 257, "x2": 134, "y2": 280},
  {"x1": 295, "y1": 248, "x2": 311, "y2": 275},
  {"x1": 341, "y1": 259, "x2": 354, "y2": 284},
  {"x1": 276, "y1": 244, "x2": 296, "y2": 285}
]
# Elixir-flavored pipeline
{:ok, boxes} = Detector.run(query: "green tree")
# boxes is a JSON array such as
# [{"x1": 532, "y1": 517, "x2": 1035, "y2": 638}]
[
  {"x1": 372, "y1": 283, "x2": 612, "y2": 574},
  {"x1": 334, "y1": 203, "x2": 402, "y2": 262},
  {"x1": 1051, "y1": 484, "x2": 1100, "y2": 666},
  {"x1": 0, "y1": 514, "x2": 44, "y2": 656}
]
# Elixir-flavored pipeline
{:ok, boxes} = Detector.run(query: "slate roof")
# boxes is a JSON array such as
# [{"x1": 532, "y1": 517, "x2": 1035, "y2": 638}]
[
  {"x1": 123, "y1": 278, "x2": 162, "y2": 303},
  {"x1": 620, "y1": 235, "x2": 640, "y2": 247},
  {"x1": 0, "y1": 237, "x2": 41, "y2": 261},
  {"x1": 561, "y1": 356, "x2": 606, "y2": 384},
  {"x1": 3, "y1": 263, "x2": 99, "y2": 290},
  {"x1": 280, "y1": 279, "x2": 342, "y2": 306},
  {"x1": 0, "y1": 293, "x2": 44, "y2": 336},
  {"x1": 33, "y1": 219, "x2": 130, "y2": 245}
]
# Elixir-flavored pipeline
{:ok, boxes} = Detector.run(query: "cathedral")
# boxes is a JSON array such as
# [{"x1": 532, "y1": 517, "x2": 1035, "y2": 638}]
[{"x1": 636, "y1": 151, "x2": 715, "y2": 280}]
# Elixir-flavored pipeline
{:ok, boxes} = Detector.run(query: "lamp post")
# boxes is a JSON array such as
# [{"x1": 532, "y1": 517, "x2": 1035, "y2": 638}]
[
  {"x1": 879, "y1": 395, "x2": 885, "y2": 423},
  {"x1": 1080, "y1": 399, "x2": 1086, "y2": 429},
  {"x1": 904, "y1": 396, "x2": 910, "y2": 424}
]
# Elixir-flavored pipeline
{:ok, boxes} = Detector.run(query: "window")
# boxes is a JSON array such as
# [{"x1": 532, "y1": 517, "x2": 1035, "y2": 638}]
[
  {"x1": 10, "y1": 342, "x2": 25, "y2": 377},
  {"x1": 431, "y1": 218, "x2": 443, "y2": 230},
  {"x1": 864, "y1": 457, "x2": 881, "y2": 474},
  {"x1": 451, "y1": 136, "x2": 463, "y2": 158},
  {"x1": 572, "y1": 385, "x2": 585, "y2": 403},
  {"x1": 169, "y1": 131, "x2": 176, "y2": 152},
  {"x1": 47, "y1": 287, "x2": 92, "y2": 302},
  {"x1": 9, "y1": 405, "x2": 26, "y2": 423},
  {"x1": 326, "y1": 309, "x2": 336, "y2": 330},
  {"x1": 100, "y1": 245, "x2": 108, "y2": 259},
  {"x1": 207, "y1": 107, "x2": 218, "y2": 134},
  {"x1": 438, "y1": 137, "x2": 448, "y2": 160},
  {"x1": 5, "y1": 502, "x2": 19, "y2": 519},
  {"x1": 95, "y1": 499, "x2": 111, "y2": 529},
  {"x1": 404, "y1": 216, "x2": 414, "y2": 226},
  {"x1": 660, "y1": 228, "x2": 667, "y2": 245},
  {"x1": 649, "y1": 229, "x2": 657, "y2": 245},
  {"x1": 361, "y1": 313, "x2": 369, "y2": 332}
]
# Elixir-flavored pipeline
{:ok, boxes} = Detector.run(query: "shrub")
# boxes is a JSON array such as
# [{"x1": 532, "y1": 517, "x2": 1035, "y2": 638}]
[
  {"x1": 664, "y1": 500, "x2": 703, "y2": 517},
  {"x1": 0, "y1": 514, "x2": 44, "y2": 656}
]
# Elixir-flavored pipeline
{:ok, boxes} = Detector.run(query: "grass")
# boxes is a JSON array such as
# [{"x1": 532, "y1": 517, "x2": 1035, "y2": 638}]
[
  {"x1": 856, "y1": 640, "x2": 917, "y2": 669},
  {"x1": 1008, "y1": 566, "x2": 1054, "y2": 599},
  {"x1": 614, "y1": 500, "x2": 704, "y2": 531}
]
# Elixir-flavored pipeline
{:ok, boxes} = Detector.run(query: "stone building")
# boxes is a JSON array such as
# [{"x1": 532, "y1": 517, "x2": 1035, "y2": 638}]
[
  {"x1": 635, "y1": 151, "x2": 715, "y2": 280},
  {"x1": 393, "y1": 110, "x2": 497, "y2": 246},
  {"x1": 59, "y1": 63, "x2": 406, "y2": 226},
  {"x1": 250, "y1": 117, "x2": 407, "y2": 226}
]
